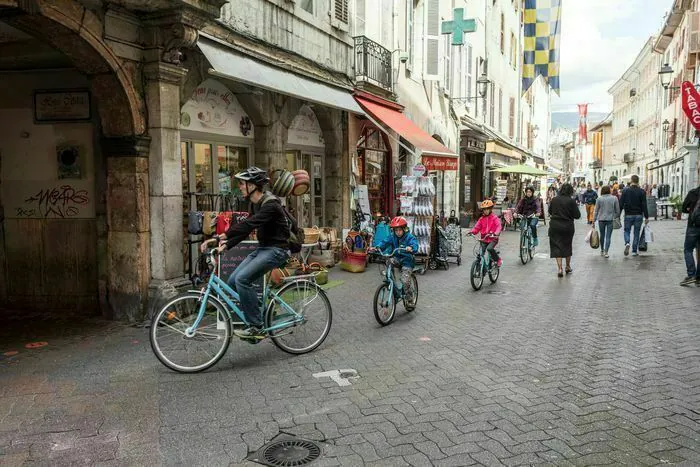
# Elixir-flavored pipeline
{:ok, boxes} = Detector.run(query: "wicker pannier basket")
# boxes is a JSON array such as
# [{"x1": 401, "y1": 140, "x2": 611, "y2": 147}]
[{"x1": 303, "y1": 226, "x2": 320, "y2": 243}]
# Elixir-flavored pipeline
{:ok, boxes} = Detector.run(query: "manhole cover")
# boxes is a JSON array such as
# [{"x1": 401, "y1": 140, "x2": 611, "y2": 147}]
[
  {"x1": 248, "y1": 434, "x2": 322, "y2": 467},
  {"x1": 485, "y1": 290, "x2": 508, "y2": 295}
]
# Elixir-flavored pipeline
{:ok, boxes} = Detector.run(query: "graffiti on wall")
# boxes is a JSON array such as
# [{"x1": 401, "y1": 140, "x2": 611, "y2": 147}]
[{"x1": 2, "y1": 180, "x2": 95, "y2": 219}]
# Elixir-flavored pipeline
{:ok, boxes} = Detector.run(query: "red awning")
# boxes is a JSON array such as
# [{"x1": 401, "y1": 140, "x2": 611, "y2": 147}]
[{"x1": 355, "y1": 96, "x2": 457, "y2": 158}]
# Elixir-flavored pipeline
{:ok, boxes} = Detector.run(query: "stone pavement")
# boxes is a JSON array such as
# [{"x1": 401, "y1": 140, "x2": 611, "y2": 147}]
[{"x1": 1, "y1": 215, "x2": 699, "y2": 466}]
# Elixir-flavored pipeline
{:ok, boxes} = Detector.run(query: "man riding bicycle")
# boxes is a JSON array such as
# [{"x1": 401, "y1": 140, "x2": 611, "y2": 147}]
[
  {"x1": 370, "y1": 217, "x2": 419, "y2": 300},
  {"x1": 200, "y1": 166, "x2": 290, "y2": 340},
  {"x1": 515, "y1": 185, "x2": 541, "y2": 246}
]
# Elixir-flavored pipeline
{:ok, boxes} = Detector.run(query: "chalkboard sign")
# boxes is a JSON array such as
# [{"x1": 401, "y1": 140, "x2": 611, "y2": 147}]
[{"x1": 219, "y1": 241, "x2": 263, "y2": 298}]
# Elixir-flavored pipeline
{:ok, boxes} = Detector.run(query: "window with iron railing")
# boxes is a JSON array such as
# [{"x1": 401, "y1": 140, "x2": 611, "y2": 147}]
[{"x1": 354, "y1": 35, "x2": 393, "y2": 91}]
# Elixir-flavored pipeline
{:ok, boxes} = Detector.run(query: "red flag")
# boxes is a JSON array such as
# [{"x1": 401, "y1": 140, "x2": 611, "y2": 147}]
[
  {"x1": 578, "y1": 104, "x2": 588, "y2": 143},
  {"x1": 681, "y1": 81, "x2": 700, "y2": 131}
]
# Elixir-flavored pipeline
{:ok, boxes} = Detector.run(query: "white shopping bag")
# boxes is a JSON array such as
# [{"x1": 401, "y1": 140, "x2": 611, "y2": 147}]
[
  {"x1": 584, "y1": 228, "x2": 593, "y2": 244},
  {"x1": 644, "y1": 224, "x2": 654, "y2": 243}
]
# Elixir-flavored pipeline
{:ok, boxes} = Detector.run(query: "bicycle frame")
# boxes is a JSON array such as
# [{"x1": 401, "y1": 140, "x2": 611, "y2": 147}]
[{"x1": 185, "y1": 252, "x2": 308, "y2": 336}]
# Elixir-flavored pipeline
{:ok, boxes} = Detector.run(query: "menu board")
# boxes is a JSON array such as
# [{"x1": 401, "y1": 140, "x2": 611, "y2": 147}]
[{"x1": 219, "y1": 242, "x2": 263, "y2": 298}]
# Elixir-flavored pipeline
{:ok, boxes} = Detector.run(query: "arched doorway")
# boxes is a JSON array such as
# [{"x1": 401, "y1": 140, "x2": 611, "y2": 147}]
[{"x1": 0, "y1": 2, "x2": 147, "y2": 320}]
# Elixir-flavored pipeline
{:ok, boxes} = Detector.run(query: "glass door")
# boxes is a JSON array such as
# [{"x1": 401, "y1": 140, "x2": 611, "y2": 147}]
[{"x1": 284, "y1": 151, "x2": 324, "y2": 228}]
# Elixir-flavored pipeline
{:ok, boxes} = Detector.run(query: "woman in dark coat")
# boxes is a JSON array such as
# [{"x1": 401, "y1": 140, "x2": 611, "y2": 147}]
[{"x1": 548, "y1": 183, "x2": 581, "y2": 277}]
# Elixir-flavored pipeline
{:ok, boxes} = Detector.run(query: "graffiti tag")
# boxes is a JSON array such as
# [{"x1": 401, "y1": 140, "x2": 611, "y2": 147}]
[{"x1": 23, "y1": 185, "x2": 89, "y2": 218}]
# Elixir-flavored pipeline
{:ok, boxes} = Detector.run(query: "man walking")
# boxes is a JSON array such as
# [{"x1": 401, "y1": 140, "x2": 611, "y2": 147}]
[
  {"x1": 680, "y1": 184, "x2": 700, "y2": 286},
  {"x1": 583, "y1": 183, "x2": 598, "y2": 224},
  {"x1": 619, "y1": 175, "x2": 649, "y2": 256}
]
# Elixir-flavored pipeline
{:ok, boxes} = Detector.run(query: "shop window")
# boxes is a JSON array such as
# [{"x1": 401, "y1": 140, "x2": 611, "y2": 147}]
[
  {"x1": 217, "y1": 146, "x2": 248, "y2": 195},
  {"x1": 356, "y1": 126, "x2": 391, "y2": 216},
  {"x1": 194, "y1": 143, "x2": 213, "y2": 193}
]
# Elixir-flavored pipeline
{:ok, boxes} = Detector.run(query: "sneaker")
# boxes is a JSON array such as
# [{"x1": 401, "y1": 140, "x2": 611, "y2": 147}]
[
  {"x1": 496, "y1": 259, "x2": 503, "y2": 267},
  {"x1": 632, "y1": 252, "x2": 639, "y2": 257},
  {"x1": 533, "y1": 238, "x2": 539, "y2": 247},
  {"x1": 604, "y1": 251, "x2": 610, "y2": 258},
  {"x1": 624, "y1": 244, "x2": 630, "y2": 256},
  {"x1": 600, "y1": 249, "x2": 605, "y2": 256},
  {"x1": 680, "y1": 276, "x2": 696, "y2": 287},
  {"x1": 234, "y1": 326, "x2": 266, "y2": 340}
]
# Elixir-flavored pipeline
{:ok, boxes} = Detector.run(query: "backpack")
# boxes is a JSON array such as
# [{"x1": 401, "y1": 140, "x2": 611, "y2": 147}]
[
  {"x1": 690, "y1": 192, "x2": 700, "y2": 227},
  {"x1": 261, "y1": 194, "x2": 304, "y2": 253}
]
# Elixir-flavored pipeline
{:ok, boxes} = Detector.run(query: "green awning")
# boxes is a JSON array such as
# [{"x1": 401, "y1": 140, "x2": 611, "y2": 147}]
[{"x1": 490, "y1": 164, "x2": 548, "y2": 176}]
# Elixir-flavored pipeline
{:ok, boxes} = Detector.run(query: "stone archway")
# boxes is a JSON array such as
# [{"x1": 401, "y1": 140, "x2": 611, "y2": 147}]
[{"x1": 0, "y1": 0, "x2": 150, "y2": 320}]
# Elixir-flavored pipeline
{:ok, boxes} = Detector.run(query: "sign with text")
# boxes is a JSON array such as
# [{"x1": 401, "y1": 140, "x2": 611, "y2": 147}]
[
  {"x1": 34, "y1": 89, "x2": 91, "y2": 123},
  {"x1": 219, "y1": 242, "x2": 263, "y2": 299},
  {"x1": 2, "y1": 180, "x2": 95, "y2": 219},
  {"x1": 681, "y1": 81, "x2": 700, "y2": 131},
  {"x1": 422, "y1": 156, "x2": 458, "y2": 171}
]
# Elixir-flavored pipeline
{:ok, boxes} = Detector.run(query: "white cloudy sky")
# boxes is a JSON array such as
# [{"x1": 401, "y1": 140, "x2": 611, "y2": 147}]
[{"x1": 552, "y1": 0, "x2": 672, "y2": 114}]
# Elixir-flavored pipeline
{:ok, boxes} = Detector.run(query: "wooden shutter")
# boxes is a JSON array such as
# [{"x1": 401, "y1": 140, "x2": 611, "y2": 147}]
[
  {"x1": 509, "y1": 97, "x2": 515, "y2": 139},
  {"x1": 334, "y1": 0, "x2": 349, "y2": 23},
  {"x1": 498, "y1": 87, "x2": 503, "y2": 132},
  {"x1": 423, "y1": 0, "x2": 440, "y2": 80},
  {"x1": 489, "y1": 82, "x2": 495, "y2": 127}
]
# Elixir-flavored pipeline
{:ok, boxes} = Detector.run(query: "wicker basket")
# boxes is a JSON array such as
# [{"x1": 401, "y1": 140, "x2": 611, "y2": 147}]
[{"x1": 303, "y1": 226, "x2": 320, "y2": 243}]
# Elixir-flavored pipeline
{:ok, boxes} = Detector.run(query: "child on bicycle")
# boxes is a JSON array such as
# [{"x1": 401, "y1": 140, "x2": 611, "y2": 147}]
[
  {"x1": 469, "y1": 200, "x2": 502, "y2": 266},
  {"x1": 515, "y1": 185, "x2": 541, "y2": 246},
  {"x1": 370, "y1": 216, "x2": 419, "y2": 299}
]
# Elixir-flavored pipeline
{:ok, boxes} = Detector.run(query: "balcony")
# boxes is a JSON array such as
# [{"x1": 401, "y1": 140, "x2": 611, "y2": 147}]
[{"x1": 353, "y1": 36, "x2": 393, "y2": 92}]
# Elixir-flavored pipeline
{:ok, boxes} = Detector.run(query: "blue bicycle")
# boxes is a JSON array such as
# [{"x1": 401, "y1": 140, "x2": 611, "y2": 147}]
[
  {"x1": 150, "y1": 246, "x2": 332, "y2": 373},
  {"x1": 515, "y1": 213, "x2": 537, "y2": 265},
  {"x1": 371, "y1": 248, "x2": 419, "y2": 326},
  {"x1": 468, "y1": 235, "x2": 500, "y2": 291}
]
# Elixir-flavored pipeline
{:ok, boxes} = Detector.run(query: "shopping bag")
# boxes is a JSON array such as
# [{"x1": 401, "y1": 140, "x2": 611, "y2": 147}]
[
  {"x1": 590, "y1": 229, "x2": 600, "y2": 249},
  {"x1": 644, "y1": 224, "x2": 654, "y2": 243},
  {"x1": 584, "y1": 228, "x2": 593, "y2": 244},
  {"x1": 613, "y1": 217, "x2": 622, "y2": 230},
  {"x1": 638, "y1": 226, "x2": 648, "y2": 252}
]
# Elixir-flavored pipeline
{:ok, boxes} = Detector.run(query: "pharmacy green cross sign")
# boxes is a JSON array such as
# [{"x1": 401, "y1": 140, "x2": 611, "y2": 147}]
[{"x1": 441, "y1": 8, "x2": 477, "y2": 46}]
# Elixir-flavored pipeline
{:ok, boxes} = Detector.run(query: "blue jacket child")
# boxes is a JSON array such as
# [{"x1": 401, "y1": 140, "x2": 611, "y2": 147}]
[{"x1": 375, "y1": 221, "x2": 419, "y2": 269}]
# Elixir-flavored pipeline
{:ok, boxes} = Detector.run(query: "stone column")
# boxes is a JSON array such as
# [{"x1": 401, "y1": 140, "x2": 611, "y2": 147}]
[
  {"x1": 255, "y1": 122, "x2": 288, "y2": 171},
  {"x1": 144, "y1": 62, "x2": 189, "y2": 297},
  {"x1": 321, "y1": 110, "x2": 347, "y2": 228},
  {"x1": 103, "y1": 136, "x2": 151, "y2": 321}
]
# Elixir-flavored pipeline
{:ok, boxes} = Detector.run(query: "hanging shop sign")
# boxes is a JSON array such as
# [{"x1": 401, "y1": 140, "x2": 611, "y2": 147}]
[
  {"x1": 412, "y1": 163, "x2": 427, "y2": 176},
  {"x1": 33, "y1": 89, "x2": 91, "y2": 123},
  {"x1": 180, "y1": 79, "x2": 253, "y2": 138},
  {"x1": 423, "y1": 156, "x2": 458, "y2": 171},
  {"x1": 464, "y1": 136, "x2": 486, "y2": 152},
  {"x1": 681, "y1": 81, "x2": 700, "y2": 131}
]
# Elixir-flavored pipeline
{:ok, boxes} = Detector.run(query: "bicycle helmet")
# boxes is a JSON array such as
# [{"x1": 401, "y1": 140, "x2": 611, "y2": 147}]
[
  {"x1": 234, "y1": 166, "x2": 270, "y2": 187},
  {"x1": 389, "y1": 216, "x2": 408, "y2": 228},
  {"x1": 480, "y1": 199, "x2": 494, "y2": 209}
]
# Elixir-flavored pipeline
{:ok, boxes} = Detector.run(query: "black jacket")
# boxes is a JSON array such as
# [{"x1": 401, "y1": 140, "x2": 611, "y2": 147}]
[
  {"x1": 683, "y1": 186, "x2": 700, "y2": 225},
  {"x1": 619, "y1": 185, "x2": 648, "y2": 218},
  {"x1": 224, "y1": 192, "x2": 290, "y2": 249}
]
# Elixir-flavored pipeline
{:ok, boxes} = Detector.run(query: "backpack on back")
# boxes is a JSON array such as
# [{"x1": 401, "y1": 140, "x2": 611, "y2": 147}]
[{"x1": 261, "y1": 193, "x2": 305, "y2": 253}]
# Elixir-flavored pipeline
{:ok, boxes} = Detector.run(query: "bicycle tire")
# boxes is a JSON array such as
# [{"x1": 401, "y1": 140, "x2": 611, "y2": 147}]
[
  {"x1": 265, "y1": 280, "x2": 332, "y2": 355},
  {"x1": 150, "y1": 292, "x2": 231, "y2": 373},
  {"x1": 489, "y1": 264, "x2": 500, "y2": 283},
  {"x1": 373, "y1": 283, "x2": 396, "y2": 325},
  {"x1": 519, "y1": 231, "x2": 530, "y2": 265},
  {"x1": 470, "y1": 259, "x2": 484, "y2": 291},
  {"x1": 404, "y1": 274, "x2": 419, "y2": 312}
]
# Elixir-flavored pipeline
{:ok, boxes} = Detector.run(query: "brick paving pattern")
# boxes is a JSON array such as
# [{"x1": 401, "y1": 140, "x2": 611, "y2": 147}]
[{"x1": 1, "y1": 215, "x2": 699, "y2": 466}]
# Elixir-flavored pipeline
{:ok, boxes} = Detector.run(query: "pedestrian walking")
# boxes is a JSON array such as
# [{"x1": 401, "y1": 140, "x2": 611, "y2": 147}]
[
  {"x1": 549, "y1": 183, "x2": 581, "y2": 277},
  {"x1": 651, "y1": 184, "x2": 659, "y2": 198},
  {"x1": 583, "y1": 183, "x2": 598, "y2": 224},
  {"x1": 619, "y1": 175, "x2": 649, "y2": 256},
  {"x1": 680, "y1": 184, "x2": 700, "y2": 286},
  {"x1": 593, "y1": 185, "x2": 620, "y2": 258}
]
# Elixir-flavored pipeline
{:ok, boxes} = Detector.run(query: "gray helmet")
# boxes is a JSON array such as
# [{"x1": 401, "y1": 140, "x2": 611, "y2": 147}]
[{"x1": 234, "y1": 166, "x2": 270, "y2": 187}]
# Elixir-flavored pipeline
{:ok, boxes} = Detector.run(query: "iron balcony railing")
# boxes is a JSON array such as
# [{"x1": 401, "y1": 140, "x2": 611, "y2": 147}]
[{"x1": 354, "y1": 36, "x2": 392, "y2": 92}]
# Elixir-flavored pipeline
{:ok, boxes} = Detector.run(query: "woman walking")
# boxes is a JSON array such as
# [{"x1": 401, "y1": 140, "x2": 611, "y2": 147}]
[
  {"x1": 593, "y1": 185, "x2": 620, "y2": 258},
  {"x1": 548, "y1": 183, "x2": 581, "y2": 277}
]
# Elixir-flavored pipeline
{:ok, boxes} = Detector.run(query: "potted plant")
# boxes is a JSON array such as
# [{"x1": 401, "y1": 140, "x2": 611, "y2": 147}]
[{"x1": 669, "y1": 195, "x2": 684, "y2": 220}]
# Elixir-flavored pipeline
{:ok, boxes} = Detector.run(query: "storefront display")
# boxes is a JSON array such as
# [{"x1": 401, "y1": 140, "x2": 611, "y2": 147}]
[
  {"x1": 354, "y1": 124, "x2": 392, "y2": 217},
  {"x1": 397, "y1": 166, "x2": 438, "y2": 272}
]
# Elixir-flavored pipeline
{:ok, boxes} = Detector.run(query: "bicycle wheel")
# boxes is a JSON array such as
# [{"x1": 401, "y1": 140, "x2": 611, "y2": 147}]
[
  {"x1": 404, "y1": 274, "x2": 419, "y2": 312},
  {"x1": 519, "y1": 231, "x2": 530, "y2": 265},
  {"x1": 373, "y1": 283, "x2": 396, "y2": 325},
  {"x1": 470, "y1": 259, "x2": 484, "y2": 291},
  {"x1": 528, "y1": 234, "x2": 535, "y2": 259},
  {"x1": 265, "y1": 280, "x2": 332, "y2": 355},
  {"x1": 489, "y1": 263, "x2": 500, "y2": 283},
  {"x1": 150, "y1": 292, "x2": 231, "y2": 373}
]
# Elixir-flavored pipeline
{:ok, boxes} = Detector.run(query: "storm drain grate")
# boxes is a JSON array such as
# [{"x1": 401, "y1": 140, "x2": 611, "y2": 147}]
[{"x1": 248, "y1": 434, "x2": 322, "y2": 467}]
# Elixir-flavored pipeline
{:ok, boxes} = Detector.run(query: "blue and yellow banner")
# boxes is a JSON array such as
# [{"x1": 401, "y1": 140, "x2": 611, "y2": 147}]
[{"x1": 522, "y1": 0, "x2": 561, "y2": 96}]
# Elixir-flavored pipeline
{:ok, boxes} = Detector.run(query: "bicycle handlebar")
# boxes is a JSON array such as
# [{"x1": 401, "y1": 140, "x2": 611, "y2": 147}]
[
  {"x1": 369, "y1": 247, "x2": 410, "y2": 257},
  {"x1": 514, "y1": 213, "x2": 537, "y2": 219}
]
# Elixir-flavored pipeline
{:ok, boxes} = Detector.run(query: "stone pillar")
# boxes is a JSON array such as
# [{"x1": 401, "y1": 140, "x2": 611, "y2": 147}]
[
  {"x1": 144, "y1": 62, "x2": 189, "y2": 296},
  {"x1": 103, "y1": 136, "x2": 151, "y2": 321},
  {"x1": 322, "y1": 111, "x2": 347, "y2": 228},
  {"x1": 255, "y1": 122, "x2": 288, "y2": 171}
]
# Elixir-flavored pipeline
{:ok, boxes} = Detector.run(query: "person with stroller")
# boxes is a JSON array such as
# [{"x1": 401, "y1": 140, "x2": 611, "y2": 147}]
[
  {"x1": 468, "y1": 200, "x2": 503, "y2": 267},
  {"x1": 515, "y1": 186, "x2": 541, "y2": 247},
  {"x1": 369, "y1": 217, "x2": 419, "y2": 301}
]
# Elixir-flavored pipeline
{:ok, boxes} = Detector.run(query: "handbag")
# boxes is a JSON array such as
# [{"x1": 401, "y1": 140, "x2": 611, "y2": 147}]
[{"x1": 613, "y1": 217, "x2": 622, "y2": 230}]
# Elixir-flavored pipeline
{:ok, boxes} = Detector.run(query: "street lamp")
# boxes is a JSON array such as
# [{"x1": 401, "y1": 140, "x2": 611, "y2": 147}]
[
  {"x1": 658, "y1": 63, "x2": 673, "y2": 89},
  {"x1": 450, "y1": 72, "x2": 491, "y2": 104}
]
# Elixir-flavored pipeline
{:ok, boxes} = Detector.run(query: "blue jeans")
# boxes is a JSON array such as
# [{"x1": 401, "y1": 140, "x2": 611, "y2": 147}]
[
  {"x1": 598, "y1": 220, "x2": 613, "y2": 252},
  {"x1": 227, "y1": 247, "x2": 289, "y2": 327},
  {"x1": 529, "y1": 218, "x2": 539, "y2": 238},
  {"x1": 684, "y1": 226, "x2": 700, "y2": 277},
  {"x1": 623, "y1": 215, "x2": 644, "y2": 252}
]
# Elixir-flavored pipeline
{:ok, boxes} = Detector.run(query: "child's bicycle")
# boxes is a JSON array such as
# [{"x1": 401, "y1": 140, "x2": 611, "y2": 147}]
[
  {"x1": 369, "y1": 247, "x2": 419, "y2": 326},
  {"x1": 515, "y1": 213, "x2": 537, "y2": 265},
  {"x1": 467, "y1": 234, "x2": 501, "y2": 291},
  {"x1": 149, "y1": 243, "x2": 332, "y2": 373}
]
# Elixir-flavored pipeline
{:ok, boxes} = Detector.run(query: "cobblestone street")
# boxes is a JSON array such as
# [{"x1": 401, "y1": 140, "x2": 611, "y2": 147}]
[{"x1": 1, "y1": 217, "x2": 699, "y2": 466}]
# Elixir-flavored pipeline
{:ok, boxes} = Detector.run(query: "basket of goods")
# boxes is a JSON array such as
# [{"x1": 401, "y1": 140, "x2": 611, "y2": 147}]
[
  {"x1": 291, "y1": 170, "x2": 310, "y2": 196},
  {"x1": 303, "y1": 225, "x2": 321, "y2": 244},
  {"x1": 340, "y1": 231, "x2": 368, "y2": 273},
  {"x1": 271, "y1": 169, "x2": 295, "y2": 197},
  {"x1": 297, "y1": 262, "x2": 328, "y2": 285}
]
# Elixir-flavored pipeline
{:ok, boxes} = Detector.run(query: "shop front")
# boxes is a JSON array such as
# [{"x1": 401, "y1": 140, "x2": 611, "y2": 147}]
[
  {"x1": 485, "y1": 140, "x2": 523, "y2": 202},
  {"x1": 459, "y1": 130, "x2": 488, "y2": 216}
]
